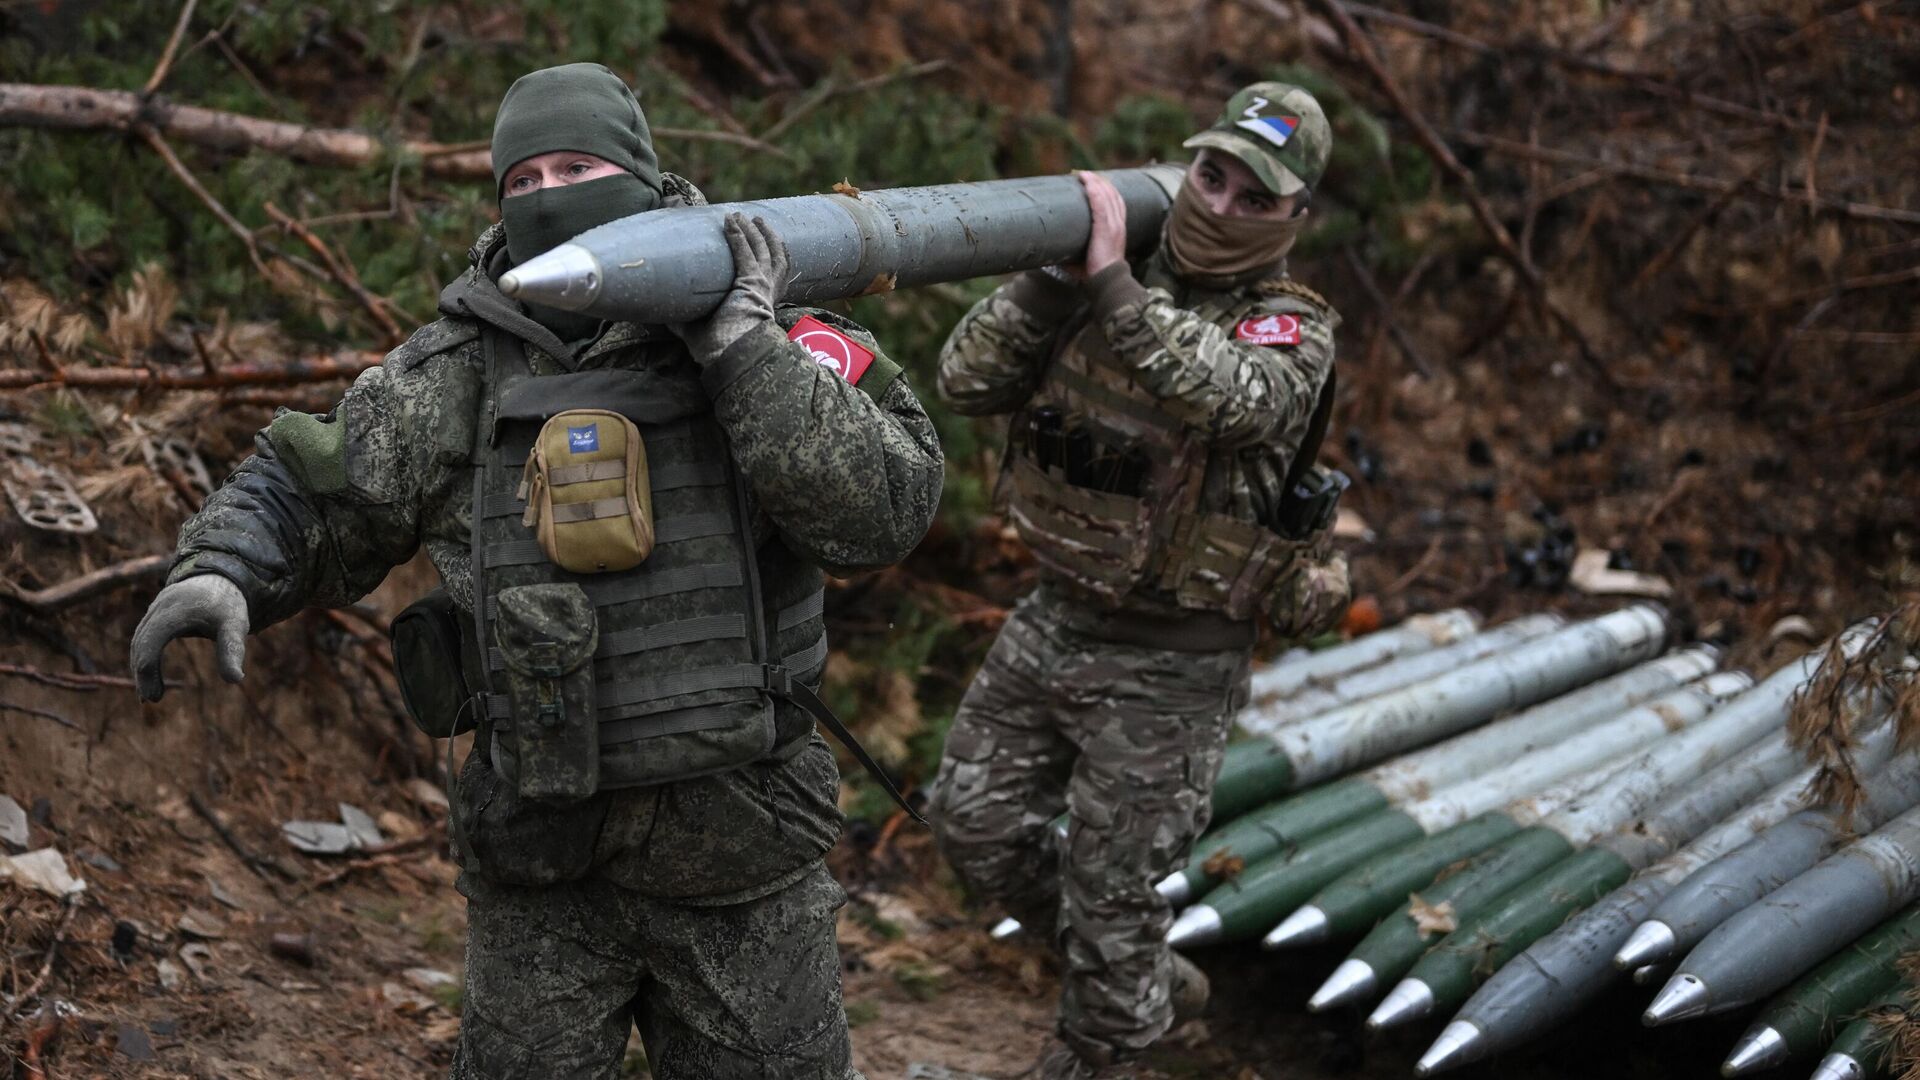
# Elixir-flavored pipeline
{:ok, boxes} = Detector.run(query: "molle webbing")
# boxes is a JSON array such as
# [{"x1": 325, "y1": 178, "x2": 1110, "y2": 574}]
[
  {"x1": 1009, "y1": 293, "x2": 1308, "y2": 618},
  {"x1": 469, "y1": 327, "x2": 920, "y2": 819}
]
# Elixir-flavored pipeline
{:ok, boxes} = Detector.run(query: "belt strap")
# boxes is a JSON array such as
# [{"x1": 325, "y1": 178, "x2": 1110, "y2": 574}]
[
  {"x1": 764, "y1": 665, "x2": 925, "y2": 825},
  {"x1": 1278, "y1": 367, "x2": 1336, "y2": 500}
]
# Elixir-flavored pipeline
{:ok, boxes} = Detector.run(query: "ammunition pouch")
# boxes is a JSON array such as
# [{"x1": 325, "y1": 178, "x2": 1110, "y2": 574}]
[
  {"x1": 493, "y1": 583, "x2": 600, "y2": 800},
  {"x1": 1007, "y1": 453, "x2": 1156, "y2": 605},
  {"x1": 390, "y1": 587, "x2": 478, "y2": 738}
]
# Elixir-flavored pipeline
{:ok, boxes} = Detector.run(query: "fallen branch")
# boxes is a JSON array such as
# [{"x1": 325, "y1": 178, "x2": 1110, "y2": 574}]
[
  {"x1": 262, "y1": 201, "x2": 409, "y2": 345},
  {"x1": 0, "y1": 352, "x2": 383, "y2": 390},
  {"x1": 0, "y1": 663, "x2": 143, "y2": 692},
  {"x1": 0, "y1": 83, "x2": 790, "y2": 179},
  {"x1": 758, "y1": 60, "x2": 950, "y2": 143},
  {"x1": 1449, "y1": 129, "x2": 1920, "y2": 227},
  {"x1": 7, "y1": 895, "x2": 79, "y2": 1020},
  {"x1": 142, "y1": 0, "x2": 200, "y2": 96},
  {"x1": 1341, "y1": 245, "x2": 1435, "y2": 378},
  {"x1": 0, "y1": 701, "x2": 81, "y2": 732},
  {"x1": 1, "y1": 555, "x2": 170, "y2": 615},
  {"x1": 1340, "y1": 1, "x2": 1821, "y2": 133},
  {"x1": 188, "y1": 791, "x2": 299, "y2": 884},
  {"x1": 1299, "y1": 0, "x2": 1614, "y2": 387}
]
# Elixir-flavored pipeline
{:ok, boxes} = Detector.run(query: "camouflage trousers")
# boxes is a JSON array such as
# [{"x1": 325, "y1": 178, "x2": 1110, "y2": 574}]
[
  {"x1": 928, "y1": 588, "x2": 1250, "y2": 1067},
  {"x1": 450, "y1": 860, "x2": 863, "y2": 1080}
]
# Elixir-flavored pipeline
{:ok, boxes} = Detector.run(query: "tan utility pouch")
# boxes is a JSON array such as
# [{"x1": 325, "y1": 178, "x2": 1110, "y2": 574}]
[{"x1": 518, "y1": 409, "x2": 654, "y2": 574}]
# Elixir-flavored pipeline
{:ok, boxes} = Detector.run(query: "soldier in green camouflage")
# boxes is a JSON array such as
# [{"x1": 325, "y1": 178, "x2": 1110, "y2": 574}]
[
  {"x1": 129, "y1": 63, "x2": 943, "y2": 1079},
  {"x1": 928, "y1": 83, "x2": 1351, "y2": 1079}
]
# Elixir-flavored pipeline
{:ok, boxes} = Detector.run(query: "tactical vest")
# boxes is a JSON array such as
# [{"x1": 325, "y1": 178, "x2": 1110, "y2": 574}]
[
  {"x1": 467, "y1": 329, "x2": 914, "y2": 813},
  {"x1": 1008, "y1": 280, "x2": 1333, "y2": 622}
]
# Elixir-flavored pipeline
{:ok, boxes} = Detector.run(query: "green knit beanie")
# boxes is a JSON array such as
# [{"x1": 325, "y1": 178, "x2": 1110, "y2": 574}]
[{"x1": 490, "y1": 63, "x2": 663, "y2": 198}]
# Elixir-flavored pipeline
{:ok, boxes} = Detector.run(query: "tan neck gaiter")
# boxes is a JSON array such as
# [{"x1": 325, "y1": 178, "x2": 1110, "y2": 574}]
[{"x1": 1163, "y1": 183, "x2": 1307, "y2": 289}]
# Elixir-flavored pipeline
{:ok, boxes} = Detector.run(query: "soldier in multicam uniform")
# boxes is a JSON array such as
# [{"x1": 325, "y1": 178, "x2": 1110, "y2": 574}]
[
  {"x1": 129, "y1": 63, "x2": 943, "y2": 1080},
  {"x1": 928, "y1": 83, "x2": 1352, "y2": 1079}
]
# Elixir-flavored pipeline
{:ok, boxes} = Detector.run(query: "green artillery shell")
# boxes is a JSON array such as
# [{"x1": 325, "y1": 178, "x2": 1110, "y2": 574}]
[
  {"x1": 1302, "y1": 813, "x2": 1532, "y2": 943},
  {"x1": 1172, "y1": 778, "x2": 1386, "y2": 903},
  {"x1": 1406, "y1": 847, "x2": 1636, "y2": 1019},
  {"x1": 1210, "y1": 740, "x2": 1302, "y2": 823},
  {"x1": 1816, "y1": 987, "x2": 1906, "y2": 1080},
  {"x1": 1171, "y1": 809, "x2": 1425, "y2": 946},
  {"x1": 1337, "y1": 828, "x2": 1578, "y2": 998}
]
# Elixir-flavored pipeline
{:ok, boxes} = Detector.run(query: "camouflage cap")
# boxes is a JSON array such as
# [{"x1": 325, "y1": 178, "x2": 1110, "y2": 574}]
[{"x1": 1183, "y1": 82, "x2": 1332, "y2": 197}]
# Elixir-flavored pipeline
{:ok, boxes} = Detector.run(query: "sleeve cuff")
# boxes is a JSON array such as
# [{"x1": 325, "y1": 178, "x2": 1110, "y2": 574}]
[
  {"x1": 1005, "y1": 270, "x2": 1084, "y2": 324},
  {"x1": 1086, "y1": 262, "x2": 1150, "y2": 323},
  {"x1": 700, "y1": 319, "x2": 788, "y2": 399}
]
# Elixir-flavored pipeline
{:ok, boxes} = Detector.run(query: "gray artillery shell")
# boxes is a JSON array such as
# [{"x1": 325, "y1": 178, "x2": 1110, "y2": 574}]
[
  {"x1": 1725, "y1": 904, "x2": 1920, "y2": 1075},
  {"x1": 1261, "y1": 606, "x2": 1670, "y2": 786},
  {"x1": 1417, "y1": 875, "x2": 1671, "y2": 1075},
  {"x1": 1249, "y1": 609, "x2": 1481, "y2": 703},
  {"x1": 1625, "y1": 735, "x2": 1919, "y2": 971},
  {"x1": 1594, "y1": 712, "x2": 1802, "y2": 867},
  {"x1": 1647, "y1": 803, "x2": 1920, "y2": 1023},
  {"x1": 1242, "y1": 614, "x2": 1564, "y2": 734},
  {"x1": 1364, "y1": 647, "x2": 1721, "y2": 805},
  {"x1": 500, "y1": 166, "x2": 1187, "y2": 321},
  {"x1": 1425, "y1": 744, "x2": 1898, "y2": 1072}
]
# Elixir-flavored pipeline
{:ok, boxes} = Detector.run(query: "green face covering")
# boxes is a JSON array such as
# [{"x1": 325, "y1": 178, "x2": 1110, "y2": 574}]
[
  {"x1": 502, "y1": 172, "x2": 658, "y2": 267},
  {"x1": 1162, "y1": 181, "x2": 1307, "y2": 290},
  {"x1": 492, "y1": 62, "x2": 666, "y2": 342},
  {"x1": 501, "y1": 173, "x2": 660, "y2": 341}
]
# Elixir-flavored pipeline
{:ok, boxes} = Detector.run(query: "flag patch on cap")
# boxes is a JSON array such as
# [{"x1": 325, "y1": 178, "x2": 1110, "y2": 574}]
[
  {"x1": 1235, "y1": 313, "x2": 1302, "y2": 346},
  {"x1": 788, "y1": 315, "x2": 875, "y2": 384},
  {"x1": 1236, "y1": 114, "x2": 1301, "y2": 149}
]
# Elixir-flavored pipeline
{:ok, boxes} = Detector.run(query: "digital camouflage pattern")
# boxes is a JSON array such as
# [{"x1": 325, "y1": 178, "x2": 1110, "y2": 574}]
[
  {"x1": 168, "y1": 173, "x2": 941, "y2": 1078},
  {"x1": 453, "y1": 856, "x2": 861, "y2": 1080},
  {"x1": 928, "y1": 587, "x2": 1251, "y2": 1069}
]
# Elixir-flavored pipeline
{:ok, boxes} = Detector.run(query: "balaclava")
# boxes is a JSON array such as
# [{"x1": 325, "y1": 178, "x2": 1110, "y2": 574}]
[
  {"x1": 492, "y1": 63, "x2": 665, "y2": 338},
  {"x1": 1165, "y1": 82, "x2": 1332, "y2": 289}
]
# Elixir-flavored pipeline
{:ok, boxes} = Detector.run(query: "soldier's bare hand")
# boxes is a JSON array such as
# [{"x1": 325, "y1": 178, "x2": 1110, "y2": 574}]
[
  {"x1": 130, "y1": 574, "x2": 250, "y2": 701},
  {"x1": 1063, "y1": 171, "x2": 1128, "y2": 279}
]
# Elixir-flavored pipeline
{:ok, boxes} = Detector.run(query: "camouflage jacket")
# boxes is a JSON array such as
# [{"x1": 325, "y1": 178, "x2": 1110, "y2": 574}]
[
  {"x1": 938, "y1": 245, "x2": 1337, "y2": 605},
  {"x1": 170, "y1": 181, "x2": 945, "y2": 901}
]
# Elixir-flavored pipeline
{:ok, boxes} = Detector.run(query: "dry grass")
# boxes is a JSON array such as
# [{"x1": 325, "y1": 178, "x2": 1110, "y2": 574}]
[{"x1": 1788, "y1": 596, "x2": 1920, "y2": 813}]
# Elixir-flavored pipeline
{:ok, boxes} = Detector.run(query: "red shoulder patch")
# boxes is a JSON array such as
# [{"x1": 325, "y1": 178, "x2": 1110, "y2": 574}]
[
  {"x1": 1235, "y1": 313, "x2": 1303, "y2": 346},
  {"x1": 788, "y1": 315, "x2": 875, "y2": 383}
]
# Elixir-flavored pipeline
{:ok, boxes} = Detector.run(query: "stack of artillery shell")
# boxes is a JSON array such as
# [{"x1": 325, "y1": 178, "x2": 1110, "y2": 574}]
[
  {"x1": 1163, "y1": 646, "x2": 1720, "y2": 907},
  {"x1": 1164, "y1": 607, "x2": 1680, "y2": 948},
  {"x1": 1340, "y1": 667, "x2": 1803, "y2": 1029},
  {"x1": 1418, "y1": 723, "x2": 1913, "y2": 1074},
  {"x1": 1642, "y1": 802, "x2": 1920, "y2": 1025},
  {"x1": 1117, "y1": 612, "x2": 1920, "y2": 1079}
]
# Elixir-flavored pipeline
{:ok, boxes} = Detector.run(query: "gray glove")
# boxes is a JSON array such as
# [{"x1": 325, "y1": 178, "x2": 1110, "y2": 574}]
[
  {"x1": 672, "y1": 212, "x2": 790, "y2": 362},
  {"x1": 130, "y1": 574, "x2": 250, "y2": 702}
]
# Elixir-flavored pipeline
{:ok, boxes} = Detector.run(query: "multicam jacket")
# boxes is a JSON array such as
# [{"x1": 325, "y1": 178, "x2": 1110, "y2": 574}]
[
  {"x1": 170, "y1": 177, "x2": 944, "y2": 901},
  {"x1": 939, "y1": 246, "x2": 1340, "y2": 627}
]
